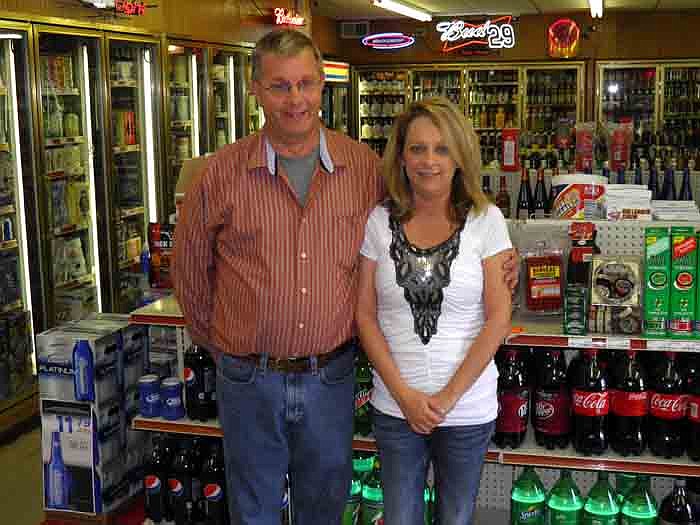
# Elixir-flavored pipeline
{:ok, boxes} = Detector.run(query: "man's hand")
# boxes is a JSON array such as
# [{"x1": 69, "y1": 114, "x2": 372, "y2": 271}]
[
  {"x1": 397, "y1": 387, "x2": 445, "y2": 435},
  {"x1": 502, "y1": 248, "x2": 520, "y2": 292}
]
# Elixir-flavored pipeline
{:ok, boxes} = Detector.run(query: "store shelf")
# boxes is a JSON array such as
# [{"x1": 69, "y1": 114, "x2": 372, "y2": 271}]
[
  {"x1": 46, "y1": 167, "x2": 85, "y2": 180},
  {"x1": 215, "y1": 112, "x2": 228, "y2": 118},
  {"x1": 495, "y1": 433, "x2": 700, "y2": 477},
  {"x1": 119, "y1": 206, "x2": 145, "y2": 219},
  {"x1": 42, "y1": 87, "x2": 79, "y2": 96},
  {"x1": 526, "y1": 103, "x2": 577, "y2": 108},
  {"x1": 470, "y1": 82, "x2": 520, "y2": 86},
  {"x1": 0, "y1": 239, "x2": 18, "y2": 252},
  {"x1": 507, "y1": 311, "x2": 700, "y2": 352},
  {"x1": 45, "y1": 136, "x2": 85, "y2": 147},
  {"x1": 471, "y1": 102, "x2": 518, "y2": 106},
  {"x1": 170, "y1": 82, "x2": 190, "y2": 89},
  {"x1": 113, "y1": 144, "x2": 140, "y2": 154},
  {"x1": 0, "y1": 143, "x2": 9, "y2": 152},
  {"x1": 55, "y1": 274, "x2": 93, "y2": 290},
  {"x1": 359, "y1": 91, "x2": 406, "y2": 96},
  {"x1": 171, "y1": 120, "x2": 192, "y2": 128},
  {"x1": 52, "y1": 223, "x2": 88, "y2": 237},
  {"x1": 111, "y1": 80, "x2": 137, "y2": 88},
  {"x1": 0, "y1": 205, "x2": 15, "y2": 217},
  {"x1": 0, "y1": 299, "x2": 23, "y2": 314},
  {"x1": 129, "y1": 295, "x2": 183, "y2": 326},
  {"x1": 132, "y1": 415, "x2": 222, "y2": 437},
  {"x1": 664, "y1": 113, "x2": 700, "y2": 119}
]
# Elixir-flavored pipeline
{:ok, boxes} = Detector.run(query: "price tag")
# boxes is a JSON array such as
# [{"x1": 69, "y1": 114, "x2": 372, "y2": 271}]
[
  {"x1": 646, "y1": 339, "x2": 672, "y2": 351},
  {"x1": 568, "y1": 337, "x2": 593, "y2": 348},
  {"x1": 606, "y1": 337, "x2": 631, "y2": 350}
]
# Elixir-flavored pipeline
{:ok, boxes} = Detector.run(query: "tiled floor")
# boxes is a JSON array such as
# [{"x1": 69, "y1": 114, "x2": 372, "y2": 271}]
[{"x1": 0, "y1": 427, "x2": 44, "y2": 524}]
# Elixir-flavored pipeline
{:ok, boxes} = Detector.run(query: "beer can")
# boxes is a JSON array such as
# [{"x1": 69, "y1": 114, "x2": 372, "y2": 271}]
[
  {"x1": 138, "y1": 374, "x2": 161, "y2": 418},
  {"x1": 160, "y1": 376, "x2": 185, "y2": 420}
]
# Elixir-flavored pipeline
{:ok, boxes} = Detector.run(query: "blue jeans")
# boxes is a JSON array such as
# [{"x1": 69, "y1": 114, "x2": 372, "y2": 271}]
[
  {"x1": 216, "y1": 347, "x2": 356, "y2": 525},
  {"x1": 372, "y1": 409, "x2": 495, "y2": 525}
]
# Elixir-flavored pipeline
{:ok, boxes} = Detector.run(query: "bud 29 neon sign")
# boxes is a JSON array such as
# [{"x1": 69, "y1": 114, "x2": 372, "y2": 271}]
[{"x1": 436, "y1": 15, "x2": 515, "y2": 53}]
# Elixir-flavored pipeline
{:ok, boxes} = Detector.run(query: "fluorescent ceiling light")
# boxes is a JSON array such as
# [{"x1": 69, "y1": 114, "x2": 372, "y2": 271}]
[
  {"x1": 0, "y1": 33, "x2": 22, "y2": 40},
  {"x1": 372, "y1": 0, "x2": 432, "y2": 22},
  {"x1": 589, "y1": 0, "x2": 603, "y2": 19}
]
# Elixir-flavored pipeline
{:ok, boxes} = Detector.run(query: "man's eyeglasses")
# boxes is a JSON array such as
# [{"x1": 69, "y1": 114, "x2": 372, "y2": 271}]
[{"x1": 262, "y1": 78, "x2": 322, "y2": 97}]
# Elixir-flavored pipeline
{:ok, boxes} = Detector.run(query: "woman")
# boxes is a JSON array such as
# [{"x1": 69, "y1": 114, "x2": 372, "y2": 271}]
[{"x1": 356, "y1": 97, "x2": 512, "y2": 525}]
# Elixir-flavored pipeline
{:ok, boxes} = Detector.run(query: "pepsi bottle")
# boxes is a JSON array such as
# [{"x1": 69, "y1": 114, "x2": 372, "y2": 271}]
[
  {"x1": 533, "y1": 349, "x2": 570, "y2": 449},
  {"x1": 494, "y1": 347, "x2": 530, "y2": 449},
  {"x1": 144, "y1": 435, "x2": 173, "y2": 523},
  {"x1": 185, "y1": 346, "x2": 217, "y2": 421},
  {"x1": 609, "y1": 350, "x2": 648, "y2": 456},
  {"x1": 169, "y1": 438, "x2": 201, "y2": 525},
  {"x1": 649, "y1": 352, "x2": 687, "y2": 458},
  {"x1": 571, "y1": 349, "x2": 609, "y2": 455},
  {"x1": 201, "y1": 440, "x2": 228, "y2": 525}
]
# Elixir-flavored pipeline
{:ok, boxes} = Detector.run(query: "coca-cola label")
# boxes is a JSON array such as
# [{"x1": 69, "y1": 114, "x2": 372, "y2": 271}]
[
  {"x1": 650, "y1": 392, "x2": 687, "y2": 420},
  {"x1": 689, "y1": 395, "x2": 700, "y2": 423},
  {"x1": 497, "y1": 387, "x2": 529, "y2": 433},
  {"x1": 610, "y1": 390, "x2": 649, "y2": 417},
  {"x1": 572, "y1": 389, "x2": 610, "y2": 416},
  {"x1": 534, "y1": 388, "x2": 571, "y2": 435}
]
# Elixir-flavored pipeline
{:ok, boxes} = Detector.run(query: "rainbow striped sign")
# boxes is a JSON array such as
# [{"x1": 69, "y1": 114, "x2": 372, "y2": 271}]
[{"x1": 323, "y1": 61, "x2": 350, "y2": 83}]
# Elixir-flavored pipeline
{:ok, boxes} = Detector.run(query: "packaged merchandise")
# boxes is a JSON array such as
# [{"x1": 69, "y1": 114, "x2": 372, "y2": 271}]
[
  {"x1": 522, "y1": 246, "x2": 564, "y2": 315},
  {"x1": 590, "y1": 255, "x2": 641, "y2": 307},
  {"x1": 669, "y1": 226, "x2": 697, "y2": 336},
  {"x1": 574, "y1": 122, "x2": 595, "y2": 172},
  {"x1": 67, "y1": 182, "x2": 90, "y2": 227},
  {"x1": 588, "y1": 305, "x2": 642, "y2": 335},
  {"x1": 0, "y1": 254, "x2": 20, "y2": 307},
  {"x1": 564, "y1": 284, "x2": 589, "y2": 335},
  {"x1": 550, "y1": 175, "x2": 607, "y2": 220},
  {"x1": 606, "y1": 121, "x2": 633, "y2": 172},
  {"x1": 51, "y1": 179, "x2": 69, "y2": 229},
  {"x1": 149, "y1": 223, "x2": 175, "y2": 289},
  {"x1": 644, "y1": 227, "x2": 672, "y2": 336}
]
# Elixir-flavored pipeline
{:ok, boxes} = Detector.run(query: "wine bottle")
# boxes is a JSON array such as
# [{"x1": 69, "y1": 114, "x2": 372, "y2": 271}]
[
  {"x1": 533, "y1": 168, "x2": 547, "y2": 219},
  {"x1": 679, "y1": 166, "x2": 693, "y2": 201},
  {"x1": 496, "y1": 175, "x2": 511, "y2": 219},
  {"x1": 516, "y1": 165, "x2": 534, "y2": 220}
]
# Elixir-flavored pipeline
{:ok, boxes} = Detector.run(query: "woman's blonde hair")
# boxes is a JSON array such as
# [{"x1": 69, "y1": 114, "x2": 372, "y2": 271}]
[{"x1": 382, "y1": 97, "x2": 488, "y2": 223}]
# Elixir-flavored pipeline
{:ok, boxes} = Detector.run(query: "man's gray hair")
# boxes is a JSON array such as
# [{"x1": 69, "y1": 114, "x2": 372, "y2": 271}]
[{"x1": 251, "y1": 29, "x2": 323, "y2": 81}]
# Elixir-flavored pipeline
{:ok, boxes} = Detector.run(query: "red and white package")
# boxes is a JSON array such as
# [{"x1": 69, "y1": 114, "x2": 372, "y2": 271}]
[
  {"x1": 575, "y1": 122, "x2": 595, "y2": 172},
  {"x1": 607, "y1": 121, "x2": 633, "y2": 172}
]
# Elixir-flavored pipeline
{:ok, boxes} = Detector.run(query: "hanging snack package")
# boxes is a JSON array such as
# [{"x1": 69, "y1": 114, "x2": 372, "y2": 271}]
[
  {"x1": 607, "y1": 121, "x2": 633, "y2": 172},
  {"x1": 644, "y1": 227, "x2": 671, "y2": 337},
  {"x1": 669, "y1": 226, "x2": 697, "y2": 337},
  {"x1": 575, "y1": 122, "x2": 596, "y2": 172},
  {"x1": 149, "y1": 223, "x2": 175, "y2": 289},
  {"x1": 522, "y1": 242, "x2": 564, "y2": 315}
]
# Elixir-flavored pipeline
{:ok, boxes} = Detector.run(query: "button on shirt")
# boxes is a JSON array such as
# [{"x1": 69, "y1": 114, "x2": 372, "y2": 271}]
[{"x1": 173, "y1": 128, "x2": 382, "y2": 358}]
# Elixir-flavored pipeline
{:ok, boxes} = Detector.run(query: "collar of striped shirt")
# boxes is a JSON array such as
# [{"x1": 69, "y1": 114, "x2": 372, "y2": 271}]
[{"x1": 246, "y1": 128, "x2": 346, "y2": 176}]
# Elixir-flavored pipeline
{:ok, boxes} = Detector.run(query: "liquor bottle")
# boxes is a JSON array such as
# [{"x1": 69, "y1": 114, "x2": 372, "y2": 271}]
[
  {"x1": 659, "y1": 479, "x2": 697, "y2": 525},
  {"x1": 516, "y1": 165, "x2": 534, "y2": 220},
  {"x1": 532, "y1": 169, "x2": 548, "y2": 219},
  {"x1": 602, "y1": 161, "x2": 612, "y2": 184},
  {"x1": 496, "y1": 175, "x2": 511, "y2": 219},
  {"x1": 583, "y1": 472, "x2": 620, "y2": 525},
  {"x1": 511, "y1": 467, "x2": 546, "y2": 525},
  {"x1": 679, "y1": 166, "x2": 693, "y2": 201},
  {"x1": 634, "y1": 162, "x2": 643, "y2": 185},
  {"x1": 546, "y1": 470, "x2": 583, "y2": 525},
  {"x1": 617, "y1": 167, "x2": 627, "y2": 184},
  {"x1": 660, "y1": 161, "x2": 677, "y2": 200},
  {"x1": 361, "y1": 459, "x2": 384, "y2": 525},
  {"x1": 648, "y1": 164, "x2": 660, "y2": 200},
  {"x1": 483, "y1": 175, "x2": 495, "y2": 203},
  {"x1": 620, "y1": 476, "x2": 658, "y2": 525}
]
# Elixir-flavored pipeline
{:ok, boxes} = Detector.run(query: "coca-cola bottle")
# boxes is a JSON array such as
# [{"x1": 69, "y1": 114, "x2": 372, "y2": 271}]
[
  {"x1": 534, "y1": 349, "x2": 571, "y2": 449},
  {"x1": 494, "y1": 347, "x2": 530, "y2": 449},
  {"x1": 571, "y1": 349, "x2": 609, "y2": 455},
  {"x1": 649, "y1": 352, "x2": 687, "y2": 459},
  {"x1": 684, "y1": 354, "x2": 700, "y2": 462},
  {"x1": 659, "y1": 479, "x2": 697, "y2": 525},
  {"x1": 609, "y1": 350, "x2": 648, "y2": 456}
]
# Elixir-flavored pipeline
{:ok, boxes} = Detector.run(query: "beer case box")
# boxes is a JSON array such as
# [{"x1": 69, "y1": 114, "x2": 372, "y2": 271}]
[
  {"x1": 644, "y1": 227, "x2": 672, "y2": 337},
  {"x1": 37, "y1": 326, "x2": 122, "y2": 408},
  {"x1": 670, "y1": 226, "x2": 698, "y2": 338}
]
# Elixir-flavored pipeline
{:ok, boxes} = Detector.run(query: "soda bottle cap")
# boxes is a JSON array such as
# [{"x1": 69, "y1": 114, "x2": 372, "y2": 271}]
[
  {"x1": 626, "y1": 350, "x2": 637, "y2": 358},
  {"x1": 665, "y1": 351, "x2": 676, "y2": 360}
]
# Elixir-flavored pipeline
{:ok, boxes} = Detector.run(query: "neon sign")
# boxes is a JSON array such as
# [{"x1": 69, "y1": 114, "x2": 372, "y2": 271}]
[
  {"x1": 361, "y1": 32, "x2": 415, "y2": 50},
  {"x1": 548, "y1": 18, "x2": 580, "y2": 59},
  {"x1": 274, "y1": 7, "x2": 305, "y2": 26},
  {"x1": 435, "y1": 16, "x2": 515, "y2": 53},
  {"x1": 78, "y1": 0, "x2": 147, "y2": 15}
]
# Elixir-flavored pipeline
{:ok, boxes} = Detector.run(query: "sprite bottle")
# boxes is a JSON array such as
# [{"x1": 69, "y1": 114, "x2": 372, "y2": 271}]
[
  {"x1": 546, "y1": 469, "x2": 584, "y2": 525},
  {"x1": 343, "y1": 476, "x2": 362, "y2": 525},
  {"x1": 620, "y1": 476, "x2": 658, "y2": 525},
  {"x1": 583, "y1": 472, "x2": 620, "y2": 525},
  {"x1": 511, "y1": 467, "x2": 546, "y2": 525},
  {"x1": 617, "y1": 474, "x2": 639, "y2": 507},
  {"x1": 361, "y1": 458, "x2": 383, "y2": 525}
]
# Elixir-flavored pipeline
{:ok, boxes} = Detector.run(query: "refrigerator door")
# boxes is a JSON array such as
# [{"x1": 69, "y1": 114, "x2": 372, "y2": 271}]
[
  {"x1": 165, "y1": 42, "x2": 208, "y2": 220},
  {"x1": 523, "y1": 64, "x2": 584, "y2": 171},
  {"x1": 659, "y1": 63, "x2": 700, "y2": 168},
  {"x1": 106, "y1": 37, "x2": 163, "y2": 313},
  {"x1": 242, "y1": 53, "x2": 264, "y2": 137},
  {"x1": 598, "y1": 64, "x2": 659, "y2": 134},
  {"x1": 36, "y1": 28, "x2": 107, "y2": 325},
  {"x1": 321, "y1": 84, "x2": 349, "y2": 134},
  {"x1": 0, "y1": 25, "x2": 40, "y2": 423},
  {"x1": 466, "y1": 67, "x2": 520, "y2": 168},
  {"x1": 411, "y1": 69, "x2": 463, "y2": 107},
  {"x1": 210, "y1": 49, "x2": 239, "y2": 152}
]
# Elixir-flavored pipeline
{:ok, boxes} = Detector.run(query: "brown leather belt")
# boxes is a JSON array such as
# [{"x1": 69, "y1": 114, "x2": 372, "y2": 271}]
[{"x1": 241, "y1": 339, "x2": 355, "y2": 373}]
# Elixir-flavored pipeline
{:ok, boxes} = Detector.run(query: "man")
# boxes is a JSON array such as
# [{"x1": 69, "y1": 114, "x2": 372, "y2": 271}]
[{"x1": 173, "y1": 29, "x2": 517, "y2": 525}]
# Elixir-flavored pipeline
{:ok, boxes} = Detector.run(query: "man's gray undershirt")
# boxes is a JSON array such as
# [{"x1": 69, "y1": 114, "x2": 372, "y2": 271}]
[{"x1": 279, "y1": 146, "x2": 320, "y2": 206}]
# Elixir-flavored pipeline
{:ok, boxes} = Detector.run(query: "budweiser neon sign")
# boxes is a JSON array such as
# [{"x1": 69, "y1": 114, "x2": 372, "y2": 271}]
[
  {"x1": 362, "y1": 32, "x2": 415, "y2": 50},
  {"x1": 274, "y1": 7, "x2": 305, "y2": 26},
  {"x1": 79, "y1": 0, "x2": 147, "y2": 15},
  {"x1": 436, "y1": 15, "x2": 515, "y2": 53}
]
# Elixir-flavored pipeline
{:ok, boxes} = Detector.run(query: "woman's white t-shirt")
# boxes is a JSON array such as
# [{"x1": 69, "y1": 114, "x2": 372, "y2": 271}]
[{"x1": 360, "y1": 204, "x2": 512, "y2": 426}]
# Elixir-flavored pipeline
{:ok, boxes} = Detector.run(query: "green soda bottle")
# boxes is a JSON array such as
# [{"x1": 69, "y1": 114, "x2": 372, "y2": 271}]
[
  {"x1": 620, "y1": 476, "x2": 658, "y2": 525},
  {"x1": 424, "y1": 486, "x2": 434, "y2": 525},
  {"x1": 583, "y1": 472, "x2": 620, "y2": 525},
  {"x1": 354, "y1": 352, "x2": 373, "y2": 437},
  {"x1": 361, "y1": 459, "x2": 384, "y2": 525},
  {"x1": 617, "y1": 474, "x2": 639, "y2": 507},
  {"x1": 343, "y1": 476, "x2": 362, "y2": 525},
  {"x1": 353, "y1": 451, "x2": 375, "y2": 484},
  {"x1": 511, "y1": 467, "x2": 546, "y2": 525},
  {"x1": 546, "y1": 469, "x2": 584, "y2": 525}
]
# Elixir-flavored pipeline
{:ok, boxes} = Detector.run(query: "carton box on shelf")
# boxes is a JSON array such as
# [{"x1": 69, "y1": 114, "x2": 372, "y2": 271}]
[
  {"x1": 670, "y1": 226, "x2": 697, "y2": 337},
  {"x1": 644, "y1": 227, "x2": 672, "y2": 337}
]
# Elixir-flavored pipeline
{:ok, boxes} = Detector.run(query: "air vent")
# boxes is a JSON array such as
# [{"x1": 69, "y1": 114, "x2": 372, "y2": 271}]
[{"x1": 340, "y1": 21, "x2": 370, "y2": 39}]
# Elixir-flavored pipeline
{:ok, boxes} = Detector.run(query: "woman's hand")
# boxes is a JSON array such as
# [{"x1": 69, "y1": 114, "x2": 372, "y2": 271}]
[
  {"x1": 502, "y1": 248, "x2": 520, "y2": 292},
  {"x1": 397, "y1": 387, "x2": 445, "y2": 434},
  {"x1": 429, "y1": 389, "x2": 458, "y2": 417}
]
